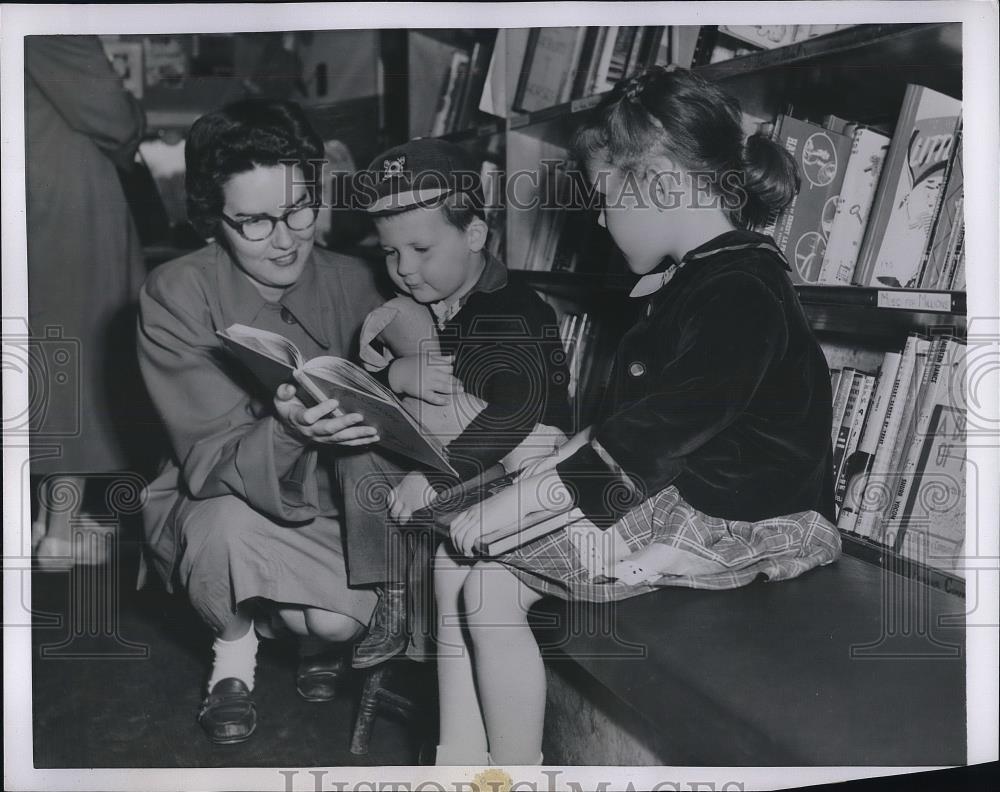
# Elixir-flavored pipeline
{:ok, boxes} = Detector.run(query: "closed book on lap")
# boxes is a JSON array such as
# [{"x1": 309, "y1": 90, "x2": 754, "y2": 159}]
[
  {"x1": 217, "y1": 323, "x2": 456, "y2": 477},
  {"x1": 410, "y1": 465, "x2": 583, "y2": 555}
]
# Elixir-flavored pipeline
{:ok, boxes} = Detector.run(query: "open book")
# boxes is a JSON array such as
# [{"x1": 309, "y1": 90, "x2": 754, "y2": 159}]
[{"x1": 217, "y1": 323, "x2": 456, "y2": 477}]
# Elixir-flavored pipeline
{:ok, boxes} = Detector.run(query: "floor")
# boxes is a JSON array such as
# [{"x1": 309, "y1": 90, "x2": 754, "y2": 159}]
[{"x1": 29, "y1": 528, "x2": 425, "y2": 768}]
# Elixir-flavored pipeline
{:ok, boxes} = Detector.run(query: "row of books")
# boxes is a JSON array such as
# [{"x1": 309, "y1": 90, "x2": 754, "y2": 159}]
[
  {"x1": 691, "y1": 25, "x2": 857, "y2": 66},
  {"x1": 477, "y1": 27, "x2": 675, "y2": 118},
  {"x1": 761, "y1": 83, "x2": 965, "y2": 292},
  {"x1": 831, "y1": 334, "x2": 966, "y2": 574},
  {"x1": 511, "y1": 26, "x2": 665, "y2": 113},
  {"x1": 519, "y1": 156, "x2": 614, "y2": 275},
  {"x1": 426, "y1": 35, "x2": 496, "y2": 137}
]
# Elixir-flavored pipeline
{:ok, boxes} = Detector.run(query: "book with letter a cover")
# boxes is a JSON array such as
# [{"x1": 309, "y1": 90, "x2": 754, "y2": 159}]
[{"x1": 217, "y1": 323, "x2": 456, "y2": 477}]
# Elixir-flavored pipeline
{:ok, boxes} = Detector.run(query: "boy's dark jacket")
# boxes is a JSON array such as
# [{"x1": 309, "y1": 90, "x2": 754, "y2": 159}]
[
  {"x1": 557, "y1": 229, "x2": 836, "y2": 526},
  {"x1": 435, "y1": 252, "x2": 572, "y2": 480}
]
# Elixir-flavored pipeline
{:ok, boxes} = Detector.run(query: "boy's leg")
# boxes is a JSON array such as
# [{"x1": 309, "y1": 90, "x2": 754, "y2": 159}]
[
  {"x1": 433, "y1": 543, "x2": 489, "y2": 765},
  {"x1": 335, "y1": 450, "x2": 408, "y2": 586},
  {"x1": 462, "y1": 561, "x2": 545, "y2": 765},
  {"x1": 335, "y1": 450, "x2": 411, "y2": 667}
]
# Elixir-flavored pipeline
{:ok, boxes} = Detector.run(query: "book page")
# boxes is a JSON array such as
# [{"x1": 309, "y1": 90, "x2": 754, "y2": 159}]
[{"x1": 218, "y1": 323, "x2": 304, "y2": 368}]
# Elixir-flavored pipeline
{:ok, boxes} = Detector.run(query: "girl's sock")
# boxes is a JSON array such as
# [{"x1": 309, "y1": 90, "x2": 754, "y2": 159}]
[
  {"x1": 434, "y1": 743, "x2": 489, "y2": 766},
  {"x1": 487, "y1": 752, "x2": 544, "y2": 766},
  {"x1": 207, "y1": 626, "x2": 259, "y2": 693}
]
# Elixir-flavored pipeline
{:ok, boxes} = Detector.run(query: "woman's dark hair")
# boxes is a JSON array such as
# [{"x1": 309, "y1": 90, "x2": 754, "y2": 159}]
[
  {"x1": 185, "y1": 98, "x2": 324, "y2": 238},
  {"x1": 571, "y1": 66, "x2": 799, "y2": 229}
]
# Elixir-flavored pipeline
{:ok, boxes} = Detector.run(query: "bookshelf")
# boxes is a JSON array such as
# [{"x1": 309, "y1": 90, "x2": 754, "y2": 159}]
[{"x1": 378, "y1": 23, "x2": 968, "y2": 596}]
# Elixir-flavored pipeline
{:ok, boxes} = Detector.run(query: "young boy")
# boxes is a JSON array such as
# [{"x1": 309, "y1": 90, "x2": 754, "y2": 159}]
[{"x1": 339, "y1": 138, "x2": 572, "y2": 668}]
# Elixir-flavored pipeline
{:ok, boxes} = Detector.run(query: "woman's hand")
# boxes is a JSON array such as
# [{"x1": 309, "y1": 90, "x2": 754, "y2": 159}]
[
  {"x1": 387, "y1": 353, "x2": 462, "y2": 405},
  {"x1": 389, "y1": 471, "x2": 438, "y2": 524},
  {"x1": 274, "y1": 384, "x2": 380, "y2": 447},
  {"x1": 448, "y1": 470, "x2": 573, "y2": 557}
]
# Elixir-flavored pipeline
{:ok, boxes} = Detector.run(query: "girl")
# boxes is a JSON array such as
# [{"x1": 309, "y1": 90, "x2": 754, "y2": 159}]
[{"x1": 433, "y1": 66, "x2": 839, "y2": 765}]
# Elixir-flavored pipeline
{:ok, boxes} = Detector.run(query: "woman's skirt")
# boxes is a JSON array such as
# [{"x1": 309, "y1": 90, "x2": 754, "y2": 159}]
[
  {"x1": 497, "y1": 486, "x2": 841, "y2": 604},
  {"x1": 174, "y1": 494, "x2": 378, "y2": 632}
]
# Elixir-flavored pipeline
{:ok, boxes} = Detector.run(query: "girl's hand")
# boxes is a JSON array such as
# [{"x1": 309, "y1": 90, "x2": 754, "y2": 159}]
[
  {"x1": 389, "y1": 471, "x2": 438, "y2": 524},
  {"x1": 387, "y1": 353, "x2": 462, "y2": 405},
  {"x1": 515, "y1": 426, "x2": 594, "y2": 480},
  {"x1": 449, "y1": 471, "x2": 573, "y2": 557},
  {"x1": 274, "y1": 383, "x2": 380, "y2": 447}
]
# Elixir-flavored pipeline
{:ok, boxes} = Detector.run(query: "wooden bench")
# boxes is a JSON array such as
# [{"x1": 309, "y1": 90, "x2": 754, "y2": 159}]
[{"x1": 530, "y1": 555, "x2": 966, "y2": 765}]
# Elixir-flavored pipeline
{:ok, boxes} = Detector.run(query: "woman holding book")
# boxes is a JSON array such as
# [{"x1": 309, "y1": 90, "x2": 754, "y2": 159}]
[
  {"x1": 433, "y1": 67, "x2": 840, "y2": 765},
  {"x1": 137, "y1": 99, "x2": 385, "y2": 744}
]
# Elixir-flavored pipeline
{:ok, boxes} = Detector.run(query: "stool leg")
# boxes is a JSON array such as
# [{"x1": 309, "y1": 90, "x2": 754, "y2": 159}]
[{"x1": 350, "y1": 665, "x2": 389, "y2": 755}]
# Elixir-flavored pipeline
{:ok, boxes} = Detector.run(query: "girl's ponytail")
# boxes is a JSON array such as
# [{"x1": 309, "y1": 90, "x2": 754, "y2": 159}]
[{"x1": 738, "y1": 132, "x2": 800, "y2": 229}]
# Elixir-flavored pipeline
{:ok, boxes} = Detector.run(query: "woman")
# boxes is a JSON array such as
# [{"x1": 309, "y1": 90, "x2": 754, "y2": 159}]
[
  {"x1": 137, "y1": 99, "x2": 384, "y2": 744},
  {"x1": 433, "y1": 67, "x2": 839, "y2": 765}
]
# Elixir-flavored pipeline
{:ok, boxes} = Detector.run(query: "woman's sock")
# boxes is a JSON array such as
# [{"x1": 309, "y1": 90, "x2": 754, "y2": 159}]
[{"x1": 207, "y1": 626, "x2": 259, "y2": 693}]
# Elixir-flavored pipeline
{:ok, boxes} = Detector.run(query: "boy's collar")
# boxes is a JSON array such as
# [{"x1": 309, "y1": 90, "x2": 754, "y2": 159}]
[{"x1": 429, "y1": 251, "x2": 507, "y2": 328}]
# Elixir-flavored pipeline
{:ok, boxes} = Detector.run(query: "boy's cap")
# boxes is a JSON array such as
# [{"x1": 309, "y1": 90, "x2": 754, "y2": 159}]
[{"x1": 363, "y1": 138, "x2": 485, "y2": 215}]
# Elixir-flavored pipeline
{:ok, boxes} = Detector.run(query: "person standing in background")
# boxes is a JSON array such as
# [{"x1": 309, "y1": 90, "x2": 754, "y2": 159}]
[{"x1": 25, "y1": 35, "x2": 148, "y2": 567}]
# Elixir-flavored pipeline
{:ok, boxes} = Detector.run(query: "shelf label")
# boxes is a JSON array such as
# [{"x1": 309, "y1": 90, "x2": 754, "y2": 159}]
[
  {"x1": 509, "y1": 113, "x2": 531, "y2": 129},
  {"x1": 571, "y1": 95, "x2": 602, "y2": 114},
  {"x1": 876, "y1": 290, "x2": 953, "y2": 313}
]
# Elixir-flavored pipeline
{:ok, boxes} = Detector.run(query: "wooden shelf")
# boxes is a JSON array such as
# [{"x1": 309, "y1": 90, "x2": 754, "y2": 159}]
[
  {"x1": 840, "y1": 532, "x2": 965, "y2": 599},
  {"x1": 695, "y1": 23, "x2": 961, "y2": 83},
  {"x1": 437, "y1": 118, "x2": 504, "y2": 143},
  {"x1": 512, "y1": 270, "x2": 966, "y2": 336}
]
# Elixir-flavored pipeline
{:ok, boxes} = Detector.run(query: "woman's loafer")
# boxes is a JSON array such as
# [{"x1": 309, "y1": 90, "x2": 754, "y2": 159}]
[
  {"x1": 197, "y1": 677, "x2": 257, "y2": 744},
  {"x1": 296, "y1": 649, "x2": 346, "y2": 702}
]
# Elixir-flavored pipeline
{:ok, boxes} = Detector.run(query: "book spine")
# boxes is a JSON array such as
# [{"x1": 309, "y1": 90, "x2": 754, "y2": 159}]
[
  {"x1": 869, "y1": 337, "x2": 932, "y2": 543},
  {"x1": 689, "y1": 25, "x2": 719, "y2": 69},
  {"x1": 570, "y1": 27, "x2": 602, "y2": 99},
  {"x1": 829, "y1": 366, "x2": 858, "y2": 449},
  {"x1": 831, "y1": 371, "x2": 863, "y2": 490},
  {"x1": 445, "y1": 55, "x2": 471, "y2": 133},
  {"x1": 896, "y1": 342, "x2": 967, "y2": 567},
  {"x1": 837, "y1": 352, "x2": 901, "y2": 532},
  {"x1": 819, "y1": 128, "x2": 891, "y2": 285},
  {"x1": 590, "y1": 26, "x2": 619, "y2": 94},
  {"x1": 882, "y1": 337, "x2": 948, "y2": 547},
  {"x1": 918, "y1": 124, "x2": 963, "y2": 287},
  {"x1": 431, "y1": 51, "x2": 468, "y2": 136},
  {"x1": 950, "y1": 243, "x2": 966, "y2": 291},
  {"x1": 560, "y1": 28, "x2": 588, "y2": 103},
  {"x1": 477, "y1": 31, "x2": 502, "y2": 116},
  {"x1": 938, "y1": 216, "x2": 965, "y2": 291},
  {"x1": 855, "y1": 335, "x2": 921, "y2": 539},
  {"x1": 835, "y1": 373, "x2": 875, "y2": 508}
]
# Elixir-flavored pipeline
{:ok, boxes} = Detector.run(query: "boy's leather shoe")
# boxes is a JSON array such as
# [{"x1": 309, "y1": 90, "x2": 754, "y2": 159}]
[
  {"x1": 352, "y1": 583, "x2": 408, "y2": 669},
  {"x1": 296, "y1": 648, "x2": 346, "y2": 702},
  {"x1": 197, "y1": 677, "x2": 257, "y2": 744}
]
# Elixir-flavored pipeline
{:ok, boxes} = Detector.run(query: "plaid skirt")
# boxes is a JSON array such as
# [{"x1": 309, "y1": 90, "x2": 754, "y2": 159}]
[{"x1": 497, "y1": 486, "x2": 841, "y2": 604}]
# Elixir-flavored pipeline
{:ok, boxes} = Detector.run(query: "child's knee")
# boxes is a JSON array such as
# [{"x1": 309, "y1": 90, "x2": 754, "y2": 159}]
[{"x1": 461, "y1": 562, "x2": 533, "y2": 630}]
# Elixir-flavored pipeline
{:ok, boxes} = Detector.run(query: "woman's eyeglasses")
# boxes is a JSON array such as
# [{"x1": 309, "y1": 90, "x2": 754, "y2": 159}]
[{"x1": 220, "y1": 203, "x2": 318, "y2": 242}]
